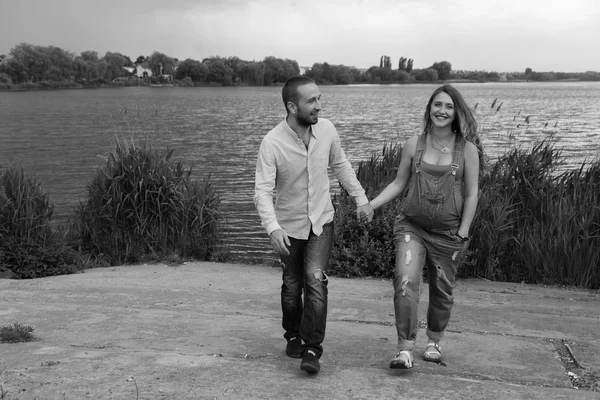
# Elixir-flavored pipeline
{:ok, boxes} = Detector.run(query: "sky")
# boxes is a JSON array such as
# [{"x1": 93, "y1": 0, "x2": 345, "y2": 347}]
[{"x1": 1, "y1": 0, "x2": 599, "y2": 73}]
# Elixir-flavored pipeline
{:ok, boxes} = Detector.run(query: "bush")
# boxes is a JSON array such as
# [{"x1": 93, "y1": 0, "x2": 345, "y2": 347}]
[
  {"x1": 468, "y1": 142, "x2": 600, "y2": 288},
  {"x1": 0, "y1": 165, "x2": 82, "y2": 278},
  {"x1": 331, "y1": 141, "x2": 600, "y2": 289},
  {"x1": 0, "y1": 323, "x2": 36, "y2": 343},
  {"x1": 72, "y1": 140, "x2": 224, "y2": 265},
  {"x1": 331, "y1": 143, "x2": 403, "y2": 279},
  {"x1": 179, "y1": 77, "x2": 194, "y2": 87},
  {"x1": 0, "y1": 72, "x2": 13, "y2": 89},
  {"x1": 331, "y1": 192, "x2": 398, "y2": 278}
]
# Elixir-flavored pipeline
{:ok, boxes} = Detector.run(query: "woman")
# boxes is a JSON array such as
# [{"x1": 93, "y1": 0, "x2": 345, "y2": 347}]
[{"x1": 368, "y1": 85, "x2": 484, "y2": 369}]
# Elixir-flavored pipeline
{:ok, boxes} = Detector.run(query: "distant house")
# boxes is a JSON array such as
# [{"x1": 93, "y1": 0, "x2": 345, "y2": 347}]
[
  {"x1": 123, "y1": 62, "x2": 153, "y2": 79},
  {"x1": 299, "y1": 66, "x2": 311, "y2": 75}
]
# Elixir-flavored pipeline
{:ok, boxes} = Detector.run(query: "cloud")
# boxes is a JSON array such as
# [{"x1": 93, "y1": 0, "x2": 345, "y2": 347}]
[{"x1": 0, "y1": 0, "x2": 598, "y2": 71}]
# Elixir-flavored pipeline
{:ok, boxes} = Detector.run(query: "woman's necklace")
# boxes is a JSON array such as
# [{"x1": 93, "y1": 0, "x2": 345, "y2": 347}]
[{"x1": 433, "y1": 135, "x2": 454, "y2": 154}]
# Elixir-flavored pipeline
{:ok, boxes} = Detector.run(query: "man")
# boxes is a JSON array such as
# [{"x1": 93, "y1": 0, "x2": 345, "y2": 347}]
[{"x1": 254, "y1": 76, "x2": 373, "y2": 374}]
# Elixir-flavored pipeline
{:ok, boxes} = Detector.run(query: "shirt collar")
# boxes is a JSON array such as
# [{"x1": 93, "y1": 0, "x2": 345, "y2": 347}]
[{"x1": 283, "y1": 118, "x2": 317, "y2": 140}]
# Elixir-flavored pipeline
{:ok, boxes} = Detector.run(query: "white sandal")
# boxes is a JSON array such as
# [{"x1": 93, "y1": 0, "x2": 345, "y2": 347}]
[
  {"x1": 423, "y1": 343, "x2": 442, "y2": 362},
  {"x1": 390, "y1": 350, "x2": 414, "y2": 369}
]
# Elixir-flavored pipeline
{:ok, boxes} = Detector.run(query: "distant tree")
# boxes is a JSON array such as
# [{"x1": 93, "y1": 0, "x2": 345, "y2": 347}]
[
  {"x1": 135, "y1": 55, "x2": 147, "y2": 64},
  {"x1": 44, "y1": 66, "x2": 63, "y2": 81},
  {"x1": 367, "y1": 66, "x2": 393, "y2": 82},
  {"x1": 382, "y1": 55, "x2": 392, "y2": 69},
  {"x1": 398, "y1": 57, "x2": 407, "y2": 71},
  {"x1": 237, "y1": 61, "x2": 265, "y2": 85},
  {"x1": 96, "y1": 61, "x2": 108, "y2": 82},
  {"x1": 530, "y1": 71, "x2": 557, "y2": 81},
  {"x1": 80, "y1": 51, "x2": 99, "y2": 63},
  {"x1": 306, "y1": 62, "x2": 361, "y2": 84},
  {"x1": 179, "y1": 76, "x2": 194, "y2": 87},
  {"x1": 307, "y1": 63, "x2": 324, "y2": 83},
  {"x1": 281, "y1": 58, "x2": 300, "y2": 80},
  {"x1": 333, "y1": 67, "x2": 353, "y2": 84},
  {"x1": 392, "y1": 69, "x2": 413, "y2": 82},
  {"x1": 204, "y1": 59, "x2": 233, "y2": 85},
  {"x1": 261, "y1": 56, "x2": 299, "y2": 85},
  {"x1": 525, "y1": 67, "x2": 532, "y2": 75},
  {"x1": 413, "y1": 68, "x2": 438, "y2": 82},
  {"x1": 175, "y1": 58, "x2": 209, "y2": 82},
  {"x1": 580, "y1": 71, "x2": 600, "y2": 81},
  {"x1": 431, "y1": 61, "x2": 452, "y2": 80},
  {"x1": 103, "y1": 52, "x2": 132, "y2": 80},
  {"x1": 9, "y1": 43, "x2": 46, "y2": 81},
  {"x1": 148, "y1": 51, "x2": 176, "y2": 76},
  {"x1": 0, "y1": 58, "x2": 28, "y2": 83},
  {"x1": 321, "y1": 62, "x2": 335, "y2": 83},
  {"x1": 407, "y1": 59, "x2": 413, "y2": 73},
  {"x1": 0, "y1": 72, "x2": 13, "y2": 85},
  {"x1": 72, "y1": 57, "x2": 88, "y2": 81},
  {"x1": 8, "y1": 43, "x2": 76, "y2": 82},
  {"x1": 224, "y1": 56, "x2": 243, "y2": 83}
]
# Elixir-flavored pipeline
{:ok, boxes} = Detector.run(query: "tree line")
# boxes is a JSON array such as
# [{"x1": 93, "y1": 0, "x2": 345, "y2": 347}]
[{"x1": 1, "y1": 43, "x2": 599, "y2": 89}]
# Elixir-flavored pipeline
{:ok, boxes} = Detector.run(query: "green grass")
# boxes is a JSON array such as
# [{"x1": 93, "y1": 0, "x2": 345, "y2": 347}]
[{"x1": 0, "y1": 323, "x2": 36, "y2": 343}]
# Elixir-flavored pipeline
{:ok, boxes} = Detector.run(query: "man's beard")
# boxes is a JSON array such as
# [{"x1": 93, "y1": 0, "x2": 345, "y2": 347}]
[{"x1": 296, "y1": 108, "x2": 318, "y2": 127}]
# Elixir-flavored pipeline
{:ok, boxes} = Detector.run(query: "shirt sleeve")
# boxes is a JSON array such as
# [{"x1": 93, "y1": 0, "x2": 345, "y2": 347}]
[
  {"x1": 253, "y1": 138, "x2": 282, "y2": 235},
  {"x1": 328, "y1": 129, "x2": 369, "y2": 206}
]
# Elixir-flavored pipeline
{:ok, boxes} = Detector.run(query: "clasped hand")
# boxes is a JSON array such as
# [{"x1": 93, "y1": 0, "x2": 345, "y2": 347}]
[
  {"x1": 356, "y1": 202, "x2": 374, "y2": 224},
  {"x1": 269, "y1": 203, "x2": 373, "y2": 256}
]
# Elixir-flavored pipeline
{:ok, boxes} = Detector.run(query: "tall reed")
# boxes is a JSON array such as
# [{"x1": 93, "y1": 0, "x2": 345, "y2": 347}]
[
  {"x1": 332, "y1": 140, "x2": 600, "y2": 289},
  {"x1": 72, "y1": 139, "x2": 223, "y2": 265},
  {"x1": 0, "y1": 165, "x2": 79, "y2": 278},
  {"x1": 470, "y1": 142, "x2": 600, "y2": 288}
]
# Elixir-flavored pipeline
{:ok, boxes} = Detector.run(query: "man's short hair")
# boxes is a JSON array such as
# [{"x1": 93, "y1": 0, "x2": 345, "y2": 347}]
[{"x1": 282, "y1": 76, "x2": 315, "y2": 113}]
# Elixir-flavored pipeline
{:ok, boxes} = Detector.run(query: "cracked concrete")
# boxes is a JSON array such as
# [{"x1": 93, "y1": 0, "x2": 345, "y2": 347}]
[{"x1": 0, "y1": 262, "x2": 598, "y2": 399}]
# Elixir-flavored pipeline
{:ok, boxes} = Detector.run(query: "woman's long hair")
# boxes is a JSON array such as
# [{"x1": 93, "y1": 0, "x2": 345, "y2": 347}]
[{"x1": 423, "y1": 84, "x2": 486, "y2": 175}]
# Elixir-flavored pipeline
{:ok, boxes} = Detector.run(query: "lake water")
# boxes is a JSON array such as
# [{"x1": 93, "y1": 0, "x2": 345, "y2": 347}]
[{"x1": 1, "y1": 82, "x2": 599, "y2": 262}]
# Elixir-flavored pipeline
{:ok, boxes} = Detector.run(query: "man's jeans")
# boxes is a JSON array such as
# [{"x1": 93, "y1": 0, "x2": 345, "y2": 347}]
[
  {"x1": 392, "y1": 216, "x2": 467, "y2": 351},
  {"x1": 280, "y1": 222, "x2": 333, "y2": 358}
]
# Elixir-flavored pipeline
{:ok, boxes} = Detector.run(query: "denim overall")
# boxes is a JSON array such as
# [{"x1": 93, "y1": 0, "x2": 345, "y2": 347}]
[{"x1": 392, "y1": 132, "x2": 468, "y2": 351}]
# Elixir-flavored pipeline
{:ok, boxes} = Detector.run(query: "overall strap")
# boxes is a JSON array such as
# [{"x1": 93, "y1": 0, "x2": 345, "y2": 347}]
[
  {"x1": 450, "y1": 133, "x2": 462, "y2": 176},
  {"x1": 414, "y1": 133, "x2": 427, "y2": 174}
]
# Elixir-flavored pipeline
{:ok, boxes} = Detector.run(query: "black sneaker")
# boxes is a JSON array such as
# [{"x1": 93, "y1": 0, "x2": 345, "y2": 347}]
[
  {"x1": 285, "y1": 336, "x2": 302, "y2": 358},
  {"x1": 300, "y1": 350, "x2": 320, "y2": 373}
]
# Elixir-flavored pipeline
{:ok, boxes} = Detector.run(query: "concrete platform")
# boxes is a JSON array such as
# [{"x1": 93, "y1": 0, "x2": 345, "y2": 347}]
[{"x1": 0, "y1": 262, "x2": 598, "y2": 399}]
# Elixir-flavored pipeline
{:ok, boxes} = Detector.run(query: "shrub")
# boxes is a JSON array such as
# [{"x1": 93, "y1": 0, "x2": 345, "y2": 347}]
[
  {"x1": 0, "y1": 165, "x2": 82, "y2": 278},
  {"x1": 468, "y1": 143, "x2": 600, "y2": 288},
  {"x1": 0, "y1": 72, "x2": 13, "y2": 89},
  {"x1": 179, "y1": 77, "x2": 194, "y2": 87},
  {"x1": 72, "y1": 140, "x2": 224, "y2": 265},
  {"x1": 331, "y1": 140, "x2": 600, "y2": 289},
  {"x1": 331, "y1": 143, "x2": 403, "y2": 279},
  {"x1": 0, "y1": 323, "x2": 36, "y2": 343}
]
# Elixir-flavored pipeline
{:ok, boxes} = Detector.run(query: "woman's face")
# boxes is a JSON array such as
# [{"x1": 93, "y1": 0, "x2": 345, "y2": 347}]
[{"x1": 429, "y1": 92, "x2": 455, "y2": 130}]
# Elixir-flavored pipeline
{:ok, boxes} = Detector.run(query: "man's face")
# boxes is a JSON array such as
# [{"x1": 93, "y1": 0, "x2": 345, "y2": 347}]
[{"x1": 293, "y1": 83, "x2": 322, "y2": 126}]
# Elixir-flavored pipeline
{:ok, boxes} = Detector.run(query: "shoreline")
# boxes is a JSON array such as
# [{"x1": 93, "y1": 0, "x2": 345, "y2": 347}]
[{"x1": 0, "y1": 79, "x2": 593, "y2": 92}]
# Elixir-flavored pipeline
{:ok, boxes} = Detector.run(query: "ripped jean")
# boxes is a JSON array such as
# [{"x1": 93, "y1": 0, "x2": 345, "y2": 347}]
[
  {"x1": 392, "y1": 215, "x2": 467, "y2": 351},
  {"x1": 280, "y1": 222, "x2": 332, "y2": 358}
]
